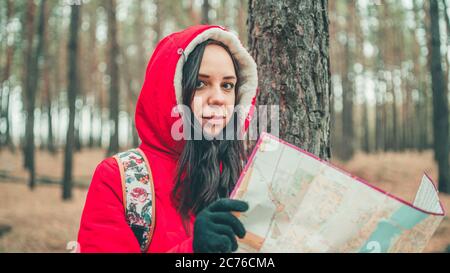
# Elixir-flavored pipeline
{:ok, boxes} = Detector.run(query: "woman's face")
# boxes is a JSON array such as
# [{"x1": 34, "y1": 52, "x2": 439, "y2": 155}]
[{"x1": 190, "y1": 44, "x2": 237, "y2": 137}]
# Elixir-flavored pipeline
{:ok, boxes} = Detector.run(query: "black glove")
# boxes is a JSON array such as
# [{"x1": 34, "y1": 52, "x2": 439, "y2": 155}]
[{"x1": 193, "y1": 198, "x2": 249, "y2": 253}]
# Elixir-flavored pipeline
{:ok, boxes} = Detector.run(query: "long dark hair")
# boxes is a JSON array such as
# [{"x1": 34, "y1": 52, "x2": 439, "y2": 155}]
[{"x1": 171, "y1": 39, "x2": 247, "y2": 232}]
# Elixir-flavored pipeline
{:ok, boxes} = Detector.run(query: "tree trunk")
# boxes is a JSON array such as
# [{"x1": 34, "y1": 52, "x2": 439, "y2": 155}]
[
  {"x1": 340, "y1": 2, "x2": 355, "y2": 160},
  {"x1": 391, "y1": 84, "x2": 398, "y2": 151},
  {"x1": 201, "y1": 0, "x2": 210, "y2": 24},
  {"x1": 442, "y1": 0, "x2": 450, "y2": 91},
  {"x1": 362, "y1": 98, "x2": 370, "y2": 153},
  {"x1": 74, "y1": 108, "x2": 82, "y2": 151},
  {"x1": 63, "y1": 3, "x2": 81, "y2": 200},
  {"x1": 87, "y1": 4, "x2": 98, "y2": 149},
  {"x1": 25, "y1": 0, "x2": 47, "y2": 190},
  {"x1": 107, "y1": 0, "x2": 120, "y2": 156},
  {"x1": 154, "y1": 0, "x2": 163, "y2": 44},
  {"x1": 1, "y1": 0, "x2": 15, "y2": 150},
  {"x1": 22, "y1": 0, "x2": 36, "y2": 171},
  {"x1": 412, "y1": 0, "x2": 428, "y2": 152},
  {"x1": 119, "y1": 44, "x2": 139, "y2": 148},
  {"x1": 248, "y1": 0, "x2": 331, "y2": 159},
  {"x1": 131, "y1": 0, "x2": 145, "y2": 147},
  {"x1": 236, "y1": 0, "x2": 248, "y2": 47},
  {"x1": 218, "y1": 0, "x2": 228, "y2": 26},
  {"x1": 52, "y1": 7, "x2": 62, "y2": 149},
  {"x1": 328, "y1": 0, "x2": 341, "y2": 157},
  {"x1": 428, "y1": 0, "x2": 450, "y2": 193},
  {"x1": 40, "y1": 1, "x2": 55, "y2": 154}
]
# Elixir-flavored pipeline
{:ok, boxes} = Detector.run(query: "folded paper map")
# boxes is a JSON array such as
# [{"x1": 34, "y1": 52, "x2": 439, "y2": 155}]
[{"x1": 230, "y1": 132, "x2": 446, "y2": 253}]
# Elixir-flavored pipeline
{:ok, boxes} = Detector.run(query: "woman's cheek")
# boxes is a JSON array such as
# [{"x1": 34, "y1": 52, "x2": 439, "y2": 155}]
[{"x1": 190, "y1": 94, "x2": 204, "y2": 123}]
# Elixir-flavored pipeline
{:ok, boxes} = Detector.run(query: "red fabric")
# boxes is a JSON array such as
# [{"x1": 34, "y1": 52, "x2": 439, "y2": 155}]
[{"x1": 77, "y1": 25, "x2": 257, "y2": 253}]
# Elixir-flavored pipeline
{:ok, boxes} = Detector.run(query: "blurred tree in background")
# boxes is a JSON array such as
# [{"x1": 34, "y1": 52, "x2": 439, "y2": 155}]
[
  {"x1": 63, "y1": 0, "x2": 80, "y2": 200},
  {"x1": 429, "y1": 0, "x2": 449, "y2": 193}
]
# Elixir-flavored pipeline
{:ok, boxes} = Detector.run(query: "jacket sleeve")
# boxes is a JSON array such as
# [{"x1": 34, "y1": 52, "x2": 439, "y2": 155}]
[
  {"x1": 166, "y1": 237, "x2": 194, "y2": 253},
  {"x1": 77, "y1": 157, "x2": 141, "y2": 253}
]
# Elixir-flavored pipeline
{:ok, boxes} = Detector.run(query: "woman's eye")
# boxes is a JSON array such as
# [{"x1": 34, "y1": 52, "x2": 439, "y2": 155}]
[
  {"x1": 195, "y1": 80, "x2": 205, "y2": 89},
  {"x1": 223, "y1": 82, "x2": 235, "y2": 90}
]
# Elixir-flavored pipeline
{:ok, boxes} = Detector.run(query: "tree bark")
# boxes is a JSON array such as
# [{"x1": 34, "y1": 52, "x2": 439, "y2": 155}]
[
  {"x1": 362, "y1": 98, "x2": 370, "y2": 153},
  {"x1": 441, "y1": 0, "x2": 450, "y2": 91},
  {"x1": 52, "y1": 6, "x2": 63, "y2": 149},
  {"x1": 87, "y1": 3, "x2": 98, "y2": 149},
  {"x1": 236, "y1": 0, "x2": 248, "y2": 47},
  {"x1": 107, "y1": 0, "x2": 120, "y2": 156},
  {"x1": 201, "y1": 0, "x2": 210, "y2": 24},
  {"x1": 1, "y1": 0, "x2": 15, "y2": 150},
  {"x1": 248, "y1": 0, "x2": 331, "y2": 159},
  {"x1": 25, "y1": 0, "x2": 47, "y2": 190},
  {"x1": 412, "y1": 0, "x2": 428, "y2": 151},
  {"x1": 131, "y1": 0, "x2": 145, "y2": 147},
  {"x1": 428, "y1": 0, "x2": 450, "y2": 193},
  {"x1": 63, "y1": 3, "x2": 81, "y2": 200},
  {"x1": 22, "y1": 0, "x2": 36, "y2": 171},
  {"x1": 341, "y1": 2, "x2": 355, "y2": 160},
  {"x1": 40, "y1": 1, "x2": 55, "y2": 153}
]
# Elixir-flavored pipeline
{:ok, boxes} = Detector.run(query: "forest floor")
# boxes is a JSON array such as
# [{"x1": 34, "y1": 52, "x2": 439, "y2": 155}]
[{"x1": 0, "y1": 148, "x2": 449, "y2": 252}]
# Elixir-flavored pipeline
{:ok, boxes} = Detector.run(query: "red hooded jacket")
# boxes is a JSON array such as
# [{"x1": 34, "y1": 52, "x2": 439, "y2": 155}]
[{"x1": 77, "y1": 25, "x2": 258, "y2": 253}]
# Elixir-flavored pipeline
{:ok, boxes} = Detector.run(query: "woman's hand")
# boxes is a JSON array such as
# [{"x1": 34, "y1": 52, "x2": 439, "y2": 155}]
[{"x1": 193, "y1": 198, "x2": 249, "y2": 253}]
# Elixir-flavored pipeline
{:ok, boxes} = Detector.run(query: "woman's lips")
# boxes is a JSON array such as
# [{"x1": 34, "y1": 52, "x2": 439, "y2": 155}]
[{"x1": 202, "y1": 115, "x2": 226, "y2": 125}]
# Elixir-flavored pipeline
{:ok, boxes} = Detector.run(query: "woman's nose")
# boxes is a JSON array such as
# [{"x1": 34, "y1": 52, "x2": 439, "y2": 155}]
[{"x1": 207, "y1": 85, "x2": 226, "y2": 105}]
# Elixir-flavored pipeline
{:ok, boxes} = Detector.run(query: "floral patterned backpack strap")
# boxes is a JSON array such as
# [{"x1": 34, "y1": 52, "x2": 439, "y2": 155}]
[{"x1": 113, "y1": 148, "x2": 155, "y2": 253}]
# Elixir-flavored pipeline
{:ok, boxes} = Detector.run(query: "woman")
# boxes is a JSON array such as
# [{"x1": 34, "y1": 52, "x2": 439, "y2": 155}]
[{"x1": 77, "y1": 25, "x2": 259, "y2": 253}]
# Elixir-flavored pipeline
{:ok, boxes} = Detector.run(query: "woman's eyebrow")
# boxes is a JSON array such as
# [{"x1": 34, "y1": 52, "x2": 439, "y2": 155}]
[{"x1": 198, "y1": 73, "x2": 236, "y2": 80}]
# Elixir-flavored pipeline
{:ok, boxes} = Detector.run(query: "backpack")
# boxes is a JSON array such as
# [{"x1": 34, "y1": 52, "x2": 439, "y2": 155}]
[{"x1": 113, "y1": 148, "x2": 155, "y2": 253}]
